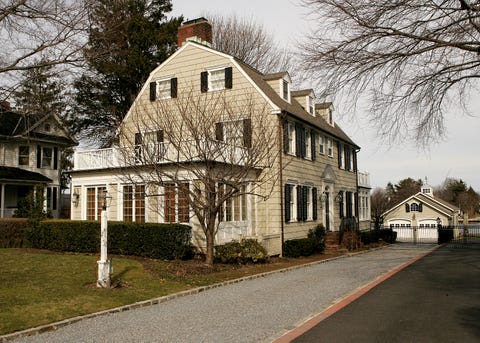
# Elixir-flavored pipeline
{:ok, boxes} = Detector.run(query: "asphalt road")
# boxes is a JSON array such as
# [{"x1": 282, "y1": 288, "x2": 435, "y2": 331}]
[{"x1": 293, "y1": 243, "x2": 480, "y2": 343}]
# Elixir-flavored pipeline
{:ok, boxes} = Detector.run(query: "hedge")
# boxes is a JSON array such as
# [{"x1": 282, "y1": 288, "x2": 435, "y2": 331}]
[
  {"x1": 360, "y1": 229, "x2": 397, "y2": 244},
  {"x1": 214, "y1": 239, "x2": 268, "y2": 264},
  {"x1": 1, "y1": 219, "x2": 193, "y2": 260},
  {"x1": 283, "y1": 225, "x2": 326, "y2": 258},
  {"x1": 0, "y1": 218, "x2": 30, "y2": 248}
]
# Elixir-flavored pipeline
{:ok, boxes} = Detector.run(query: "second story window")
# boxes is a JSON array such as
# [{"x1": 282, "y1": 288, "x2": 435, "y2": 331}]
[
  {"x1": 327, "y1": 138, "x2": 333, "y2": 157},
  {"x1": 18, "y1": 146, "x2": 29, "y2": 166},
  {"x1": 308, "y1": 96, "x2": 314, "y2": 115},
  {"x1": 150, "y1": 78, "x2": 177, "y2": 101},
  {"x1": 42, "y1": 147, "x2": 52, "y2": 168},
  {"x1": 282, "y1": 79, "x2": 289, "y2": 101},
  {"x1": 216, "y1": 118, "x2": 252, "y2": 148},
  {"x1": 201, "y1": 67, "x2": 233, "y2": 92},
  {"x1": 283, "y1": 122, "x2": 296, "y2": 155},
  {"x1": 319, "y1": 135, "x2": 325, "y2": 155},
  {"x1": 305, "y1": 129, "x2": 311, "y2": 159}
]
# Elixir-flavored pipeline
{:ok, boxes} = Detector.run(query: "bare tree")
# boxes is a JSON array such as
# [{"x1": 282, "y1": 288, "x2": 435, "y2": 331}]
[
  {"x1": 208, "y1": 14, "x2": 295, "y2": 75},
  {"x1": 117, "y1": 89, "x2": 281, "y2": 265},
  {"x1": 0, "y1": 0, "x2": 88, "y2": 99},
  {"x1": 300, "y1": 0, "x2": 480, "y2": 144},
  {"x1": 370, "y1": 187, "x2": 391, "y2": 229}
]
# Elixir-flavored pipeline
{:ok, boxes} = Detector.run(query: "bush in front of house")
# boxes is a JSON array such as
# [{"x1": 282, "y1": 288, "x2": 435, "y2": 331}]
[
  {"x1": 379, "y1": 228, "x2": 397, "y2": 243},
  {"x1": 0, "y1": 218, "x2": 30, "y2": 248},
  {"x1": 24, "y1": 220, "x2": 193, "y2": 260},
  {"x1": 360, "y1": 228, "x2": 397, "y2": 244},
  {"x1": 214, "y1": 239, "x2": 268, "y2": 264},
  {"x1": 284, "y1": 224, "x2": 326, "y2": 258},
  {"x1": 438, "y1": 226, "x2": 453, "y2": 244}
]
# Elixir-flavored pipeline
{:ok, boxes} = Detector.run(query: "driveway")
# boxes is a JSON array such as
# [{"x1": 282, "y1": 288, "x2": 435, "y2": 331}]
[{"x1": 12, "y1": 244, "x2": 436, "y2": 343}]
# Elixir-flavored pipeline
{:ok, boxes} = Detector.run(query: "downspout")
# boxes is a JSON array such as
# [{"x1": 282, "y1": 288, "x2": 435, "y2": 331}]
[{"x1": 279, "y1": 114, "x2": 285, "y2": 256}]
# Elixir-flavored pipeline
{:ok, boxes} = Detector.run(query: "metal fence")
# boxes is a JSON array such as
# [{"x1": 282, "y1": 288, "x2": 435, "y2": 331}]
[{"x1": 385, "y1": 224, "x2": 480, "y2": 245}]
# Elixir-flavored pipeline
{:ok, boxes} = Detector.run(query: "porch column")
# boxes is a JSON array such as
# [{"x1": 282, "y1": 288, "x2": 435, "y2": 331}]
[{"x1": 0, "y1": 183, "x2": 4, "y2": 218}]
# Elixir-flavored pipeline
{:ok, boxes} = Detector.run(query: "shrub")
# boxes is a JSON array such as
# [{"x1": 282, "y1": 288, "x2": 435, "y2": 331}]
[
  {"x1": 308, "y1": 224, "x2": 326, "y2": 253},
  {"x1": 214, "y1": 239, "x2": 268, "y2": 264},
  {"x1": 0, "y1": 218, "x2": 30, "y2": 248},
  {"x1": 13, "y1": 186, "x2": 52, "y2": 220},
  {"x1": 283, "y1": 238, "x2": 317, "y2": 258},
  {"x1": 360, "y1": 230, "x2": 380, "y2": 245},
  {"x1": 24, "y1": 220, "x2": 193, "y2": 260},
  {"x1": 379, "y1": 228, "x2": 397, "y2": 243},
  {"x1": 438, "y1": 226, "x2": 453, "y2": 244}
]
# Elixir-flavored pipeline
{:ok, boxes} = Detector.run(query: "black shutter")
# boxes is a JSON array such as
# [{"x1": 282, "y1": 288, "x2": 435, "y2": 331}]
[
  {"x1": 283, "y1": 121, "x2": 289, "y2": 154},
  {"x1": 53, "y1": 147, "x2": 58, "y2": 170},
  {"x1": 200, "y1": 71, "x2": 208, "y2": 92},
  {"x1": 353, "y1": 149, "x2": 357, "y2": 172},
  {"x1": 285, "y1": 184, "x2": 291, "y2": 223},
  {"x1": 53, "y1": 187, "x2": 58, "y2": 210},
  {"x1": 312, "y1": 187, "x2": 318, "y2": 220},
  {"x1": 354, "y1": 192, "x2": 359, "y2": 217},
  {"x1": 346, "y1": 191, "x2": 352, "y2": 218},
  {"x1": 243, "y1": 118, "x2": 252, "y2": 148},
  {"x1": 170, "y1": 78, "x2": 177, "y2": 98},
  {"x1": 156, "y1": 130, "x2": 164, "y2": 142},
  {"x1": 303, "y1": 186, "x2": 308, "y2": 221},
  {"x1": 419, "y1": 202, "x2": 423, "y2": 212},
  {"x1": 215, "y1": 122, "x2": 224, "y2": 141},
  {"x1": 339, "y1": 191, "x2": 344, "y2": 218},
  {"x1": 297, "y1": 186, "x2": 303, "y2": 221},
  {"x1": 225, "y1": 67, "x2": 233, "y2": 89},
  {"x1": 345, "y1": 147, "x2": 351, "y2": 171},
  {"x1": 405, "y1": 203, "x2": 410, "y2": 212},
  {"x1": 37, "y1": 145, "x2": 41, "y2": 168},
  {"x1": 149, "y1": 82, "x2": 156, "y2": 101},
  {"x1": 311, "y1": 131, "x2": 316, "y2": 161},
  {"x1": 337, "y1": 142, "x2": 342, "y2": 168},
  {"x1": 301, "y1": 128, "x2": 306, "y2": 158}
]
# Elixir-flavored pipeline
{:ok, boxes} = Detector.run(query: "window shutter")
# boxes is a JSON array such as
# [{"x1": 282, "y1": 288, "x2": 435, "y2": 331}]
[
  {"x1": 311, "y1": 131, "x2": 316, "y2": 161},
  {"x1": 339, "y1": 191, "x2": 344, "y2": 218},
  {"x1": 215, "y1": 122, "x2": 224, "y2": 141},
  {"x1": 301, "y1": 128, "x2": 306, "y2": 158},
  {"x1": 419, "y1": 202, "x2": 423, "y2": 212},
  {"x1": 53, "y1": 147, "x2": 58, "y2": 170},
  {"x1": 345, "y1": 147, "x2": 351, "y2": 171},
  {"x1": 405, "y1": 203, "x2": 410, "y2": 213},
  {"x1": 243, "y1": 118, "x2": 252, "y2": 148},
  {"x1": 149, "y1": 82, "x2": 156, "y2": 101},
  {"x1": 354, "y1": 192, "x2": 359, "y2": 217},
  {"x1": 200, "y1": 71, "x2": 208, "y2": 92},
  {"x1": 303, "y1": 186, "x2": 308, "y2": 221},
  {"x1": 312, "y1": 187, "x2": 318, "y2": 220},
  {"x1": 170, "y1": 78, "x2": 177, "y2": 98},
  {"x1": 156, "y1": 130, "x2": 164, "y2": 143},
  {"x1": 36, "y1": 145, "x2": 41, "y2": 168},
  {"x1": 337, "y1": 142, "x2": 342, "y2": 168},
  {"x1": 283, "y1": 121, "x2": 289, "y2": 154},
  {"x1": 295, "y1": 124, "x2": 303, "y2": 157},
  {"x1": 297, "y1": 186, "x2": 303, "y2": 221},
  {"x1": 353, "y1": 149, "x2": 357, "y2": 172},
  {"x1": 53, "y1": 187, "x2": 58, "y2": 210},
  {"x1": 284, "y1": 184, "x2": 291, "y2": 223},
  {"x1": 225, "y1": 67, "x2": 233, "y2": 89}
]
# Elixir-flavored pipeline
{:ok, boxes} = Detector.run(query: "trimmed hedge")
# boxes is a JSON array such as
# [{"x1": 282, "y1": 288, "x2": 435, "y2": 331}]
[
  {"x1": 438, "y1": 227, "x2": 453, "y2": 244},
  {"x1": 284, "y1": 225, "x2": 326, "y2": 258},
  {"x1": 1, "y1": 219, "x2": 193, "y2": 260},
  {"x1": 0, "y1": 218, "x2": 30, "y2": 248},
  {"x1": 214, "y1": 239, "x2": 268, "y2": 264},
  {"x1": 360, "y1": 229, "x2": 397, "y2": 244}
]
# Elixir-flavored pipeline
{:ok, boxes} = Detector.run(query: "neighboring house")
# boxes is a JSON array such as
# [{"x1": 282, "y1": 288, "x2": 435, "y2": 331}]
[
  {"x1": 0, "y1": 102, "x2": 77, "y2": 218},
  {"x1": 383, "y1": 182, "x2": 459, "y2": 242},
  {"x1": 357, "y1": 171, "x2": 371, "y2": 230},
  {"x1": 70, "y1": 18, "x2": 369, "y2": 255}
]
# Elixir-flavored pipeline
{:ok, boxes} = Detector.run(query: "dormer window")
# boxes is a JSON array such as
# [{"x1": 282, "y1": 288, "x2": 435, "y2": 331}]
[
  {"x1": 282, "y1": 79, "x2": 290, "y2": 102},
  {"x1": 308, "y1": 96, "x2": 314, "y2": 115},
  {"x1": 150, "y1": 78, "x2": 178, "y2": 101},
  {"x1": 44, "y1": 123, "x2": 51, "y2": 132},
  {"x1": 328, "y1": 108, "x2": 334, "y2": 125}
]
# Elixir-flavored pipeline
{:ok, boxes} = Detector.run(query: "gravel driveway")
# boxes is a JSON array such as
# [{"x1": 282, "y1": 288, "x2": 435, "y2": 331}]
[{"x1": 13, "y1": 244, "x2": 436, "y2": 343}]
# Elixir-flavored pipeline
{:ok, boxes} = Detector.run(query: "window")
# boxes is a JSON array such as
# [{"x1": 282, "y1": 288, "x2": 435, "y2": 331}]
[
  {"x1": 407, "y1": 202, "x2": 423, "y2": 212},
  {"x1": 284, "y1": 122, "x2": 296, "y2": 155},
  {"x1": 164, "y1": 183, "x2": 189, "y2": 223},
  {"x1": 319, "y1": 135, "x2": 325, "y2": 154},
  {"x1": 42, "y1": 147, "x2": 52, "y2": 168},
  {"x1": 149, "y1": 78, "x2": 177, "y2": 101},
  {"x1": 345, "y1": 146, "x2": 351, "y2": 171},
  {"x1": 201, "y1": 67, "x2": 233, "y2": 92},
  {"x1": 45, "y1": 187, "x2": 58, "y2": 211},
  {"x1": 328, "y1": 108, "x2": 333, "y2": 125},
  {"x1": 338, "y1": 142, "x2": 344, "y2": 169},
  {"x1": 86, "y1": 186, "x2": 106, "y2": 220},
  {"x1": 305, "y1": 129, "x2": 311, "y2": 159},
  {"x1": 284, "y1": 184, "x2": 297, "y2": 223},
  {"x1": 308, "y1": 96, "x2": 314, "y2": 115},
  {"x1": 135, "y1": 130, "x2": 164, "y2": 163},
  {"x1": 123, "y1": 185, "x2": 145, "y2": 222},
  {"x1": 218, "y1": 184, "x2": 247, "y2": 222},
  {"x1": 327, "y1": 138, "x2": 333, "y2": 157},
  {"x1": 216, "y1": 118, "x2": 251, "y2": 148},
  {"x1": 44, "y1": 123, "x2": 51, "y2": 132},
  {"x1": 18, "y1": 146, "x2": 29, "y2": 166},
  {"x1": 285, "y1": 184, "x2": 317, "y2": 222},
  {"x1": 282, "y1": 79, "x2": 289, "y2": 101}
]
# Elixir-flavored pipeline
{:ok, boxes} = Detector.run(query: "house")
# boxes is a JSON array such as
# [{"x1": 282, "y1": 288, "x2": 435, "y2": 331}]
[
  {"x1": 383, "y1": 182, "x2": 459, "y2": 242},
  {"x1": 0, "y1": 102, "x2": 77, "y2": 218},
  {"x1": 70, "y1": 18, "x2": 370, "y2": 255}
]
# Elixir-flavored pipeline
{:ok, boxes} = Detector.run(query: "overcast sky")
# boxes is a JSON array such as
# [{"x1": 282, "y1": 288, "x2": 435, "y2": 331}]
[{"x1": 170, "y1": 0, "x2": 480, "y2": 191}]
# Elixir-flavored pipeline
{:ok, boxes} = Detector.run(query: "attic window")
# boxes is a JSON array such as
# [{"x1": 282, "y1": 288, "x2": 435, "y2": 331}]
[
  {"x1": 44, "y1": 123, "x2": 51, "y2": 132},
  {"x1": 308, "y1": 96, "x2": 314, "y2": 115},
  {"x1": 328, "y1": 108, "x2": 333, "y2": 125},
  {"x1": 150, "y1": 78, "x2": 178, "y2": 101},
  {"x1": 201, "y1": 67, "x2": 233, "y2": 92}
]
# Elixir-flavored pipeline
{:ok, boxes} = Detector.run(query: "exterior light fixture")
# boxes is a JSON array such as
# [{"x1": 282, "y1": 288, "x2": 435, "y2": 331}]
[
  {"x1": 334, "y1": 191, "x2": 343, "y2": 203},
  {"x1": 72, "y1": 191, "x2": 80, "y2": 207}
]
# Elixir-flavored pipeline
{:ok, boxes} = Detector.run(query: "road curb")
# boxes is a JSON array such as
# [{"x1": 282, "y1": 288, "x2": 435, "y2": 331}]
[
  {"x1": 0, "y1": 246, "x2": 388, "y2": 342},
  {"x1": 272, "y1": 244, "x2": 443, "y2": 343}
]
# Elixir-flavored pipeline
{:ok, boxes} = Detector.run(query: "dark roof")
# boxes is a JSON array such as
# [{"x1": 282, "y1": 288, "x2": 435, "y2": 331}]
[
  {"x1": 291, "y1": 89, "x2": 314, "y2": 97},
  {"x1": 235, "y1": 59, "x2": 359, "y2": 148},
  {"x1": 0, "y1": 166, "x2": 52, "y2": 183},
  {"x1": 263, "y1": 72, "x2": 289, "y2": 80}
]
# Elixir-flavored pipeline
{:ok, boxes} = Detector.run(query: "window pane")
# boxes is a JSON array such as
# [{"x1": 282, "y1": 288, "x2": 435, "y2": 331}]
[
  {"x1": 157, "y1": 80, "x2": 170, "y2": 99},
  {"x1": 87, "y1": 188, "x2": 96, "y2": 220},
  {"x1": 42, "y1": 147, "x2": 52, "y2": 168},
  {"x1": 19, "y1": 146, "x2": 29, "y2": 165},
  {"x1": 123, "y1": 186, "x2": 133, "y2": 222},
  {"x1": 135, "y1": 185, "x2": 145, "y2": 223},
  {"x1": 178, "y1": 183, "x2": 189, "y2": 223},
  {"x1": 209, "y1": 69, "x2": 225, "y2": 91},
  {"x1": 241, "y1": 186, "x2": 247, "y2": 221},
  {"x1": 164, "y1": 184, "x2": 176, "y2": 222}
]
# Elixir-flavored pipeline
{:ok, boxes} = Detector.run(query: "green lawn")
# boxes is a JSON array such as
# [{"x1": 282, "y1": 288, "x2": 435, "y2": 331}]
[{"x1": 0, "y1": 249, "x2": 221, "y2": 335}]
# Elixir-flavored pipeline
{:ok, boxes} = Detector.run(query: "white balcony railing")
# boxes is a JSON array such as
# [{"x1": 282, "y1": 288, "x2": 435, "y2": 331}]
[
  {"x1": 73, "y1": 141, "x2": 248, "y2": 171},
  {"x1": 357, "y1": 171, "x2": 371, "y2": 188}
]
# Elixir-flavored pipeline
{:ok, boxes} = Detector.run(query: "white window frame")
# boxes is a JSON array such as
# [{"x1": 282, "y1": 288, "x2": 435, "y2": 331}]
[
  {"x1": 218, "y1": 184, "x2": 248, "y2": 223},
  {"x1": 327, "y1": 138, "x2": 333, "y2": 157},
  {"x1": 223, "y1": 119, "x2": 244, "y2": 147},
  {"x1": 306, "y1": 186, "x2": 313, "y2": 220},
  {"x1": 18, "y1": 145, "x2": 29, "y2": 166},
  {"x1": 319, "y1": 135, "x2": 325, "y2": 155},
  {"x1": 289, "y1": 185, "x2": 297, "y2": 222},
  {"x1": 281, "y1": 79, "x2": 290, "y2": 102},
  {"x1": 122, "y1": 184, "x2": 146, "y2": 222},
  {"x1": 287, "y1": 122, "x2": 296, "y2": 155},
  {"x1": 305, "y1": 128, "x2": 311, "y2": 159},
  {"x1": 308, "y1": 95, "x2": 314, "y2": 115},
  {"x1": 209, "y1": 68, "x2": 226, "y2": 91},
  {"x1": 156, "y1": 79, "x2": 171, "y2": 100}
]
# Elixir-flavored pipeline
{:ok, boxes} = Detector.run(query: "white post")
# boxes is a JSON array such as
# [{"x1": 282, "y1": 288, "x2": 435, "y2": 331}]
[
  {"x1": 0, "y1": 183, "x2": 4, "y2": 218},
  {"x1": 97, "y1": 194, "x2": 111, "y2": 288}
]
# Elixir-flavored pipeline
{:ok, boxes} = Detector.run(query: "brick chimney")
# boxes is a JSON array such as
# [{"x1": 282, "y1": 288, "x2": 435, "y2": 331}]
[
  {"x1": 177, "y1": 17, "x2": 212, "y2": 48},
  {"x1": 0, "y1": 101, "x2": 11, "y2": 111}
]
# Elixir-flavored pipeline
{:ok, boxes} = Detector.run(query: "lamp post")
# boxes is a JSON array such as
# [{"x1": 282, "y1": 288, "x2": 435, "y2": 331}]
[{"x1": 97, "y1": 189, "x2": 112, "y2": 288}]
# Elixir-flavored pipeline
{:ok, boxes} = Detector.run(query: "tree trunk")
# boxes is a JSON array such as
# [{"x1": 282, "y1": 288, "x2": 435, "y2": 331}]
[{"x1": 204, "y1": 226, "x2": 215, "y2": 265}]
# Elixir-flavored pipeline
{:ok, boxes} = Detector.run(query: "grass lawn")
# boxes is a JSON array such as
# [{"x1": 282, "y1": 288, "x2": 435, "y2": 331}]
[{"x1": 0, "y1": 246, "x2": 379, "y2": 335}]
